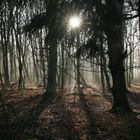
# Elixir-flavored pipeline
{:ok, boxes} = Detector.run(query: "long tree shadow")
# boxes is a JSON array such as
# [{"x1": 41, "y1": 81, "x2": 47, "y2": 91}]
[
  {"x1": 0, "y1": 93, "x2": 56, "y2": 139},
  {"x1": 79, "y1": 91, "x2": 98, "y2": 139},
  {"x1": 79, "y1": 90, "x2": 140, "y2": 140}
]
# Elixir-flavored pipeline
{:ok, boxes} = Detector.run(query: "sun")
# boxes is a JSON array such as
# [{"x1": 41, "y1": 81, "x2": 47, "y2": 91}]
[{"x1": 69, "y1": 16, "x2": 81, "y2": 29}]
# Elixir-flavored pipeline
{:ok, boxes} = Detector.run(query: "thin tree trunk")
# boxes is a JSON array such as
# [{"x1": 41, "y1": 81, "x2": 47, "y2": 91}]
[{"x1": 61, "y1": 41, "x2": 64, "y2": 89}]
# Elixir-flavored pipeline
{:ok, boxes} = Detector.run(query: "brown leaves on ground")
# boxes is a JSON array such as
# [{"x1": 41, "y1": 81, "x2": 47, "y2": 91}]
[{"x1": 0, "y1": 85, "x2": 140, "y2": 140}]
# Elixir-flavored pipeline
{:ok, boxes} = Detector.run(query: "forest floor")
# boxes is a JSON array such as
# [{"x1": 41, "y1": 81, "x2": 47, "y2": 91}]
[{"x1": 0, "y1": 85, "x2": 140, "y2": 140}]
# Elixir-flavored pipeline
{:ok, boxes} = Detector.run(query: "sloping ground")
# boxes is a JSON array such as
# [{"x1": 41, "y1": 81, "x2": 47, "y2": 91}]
[{"x1": 0, "y1": 86, "x2": 140, "y2": 140}]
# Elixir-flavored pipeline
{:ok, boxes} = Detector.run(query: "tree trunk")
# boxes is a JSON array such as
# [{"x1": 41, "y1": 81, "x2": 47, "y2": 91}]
[
  {"x1": 46, "y1": 32, "x2": 57, "y2": 98},
  {"x1": 106, "y1": 0, "x2": 132, "y2": 112},
  {"x1": 107, "y1": 34, "x2": 131, "y2": 112},
  {"x1": 2, "y1": 44, "x2": 10, "y2": 87},
  {"x1": 108, "y1": 40, "x2": 131, "y2": 112},
  {"x1": 44, "y1": 0, "x2": 58, "y2": 99},
  {"x1": 76, "y1": 34, "x2": 81, "y2": 93},
  {"x1": 99, "y1": 34, "x2": 105, "y2": 93},
  {"x1": 61, "y1": 41, "x2": 64, "y2": 89}
]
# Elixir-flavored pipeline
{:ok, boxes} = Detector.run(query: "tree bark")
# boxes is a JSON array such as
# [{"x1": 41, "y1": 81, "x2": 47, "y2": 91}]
[
  {"x1": 46, "y1": 31, "x2": 57, "y2": 98},
  {"x1": 45, "y1": 0, "x2": 58, "y2": 99},
  {"x1": 106, "y1": 0, "x2": 132, "y2": 112}
]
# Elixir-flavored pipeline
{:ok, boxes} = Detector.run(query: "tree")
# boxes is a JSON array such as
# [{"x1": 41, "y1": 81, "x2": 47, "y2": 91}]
[
  {"x1": 80, "y1": 0, "x2": 133, "y2": 112},
  {"x1": 106, "y1": 0, "x2": 131, "y2": 112},
  {"x1": 94, "y1": 0, "x2": 132, "y2": 112},
  {"x1": 23, "y1": 0, "x2": 66, "y2": 99}
]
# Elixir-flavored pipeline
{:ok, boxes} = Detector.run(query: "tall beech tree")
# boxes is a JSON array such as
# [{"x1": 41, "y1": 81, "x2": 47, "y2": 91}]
[
  {"x1": 23, "y1": 0, "x2": 66, "y2": 99},
  {"x1": 89, "y1": 0, "x2": 132, "y2": 112},
  {"x1": 79, "y1": 0, "x2": 135, "y2": 112},
  {"x1": 105, "y1": 0, "x2": 131, "y2": 112}
]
